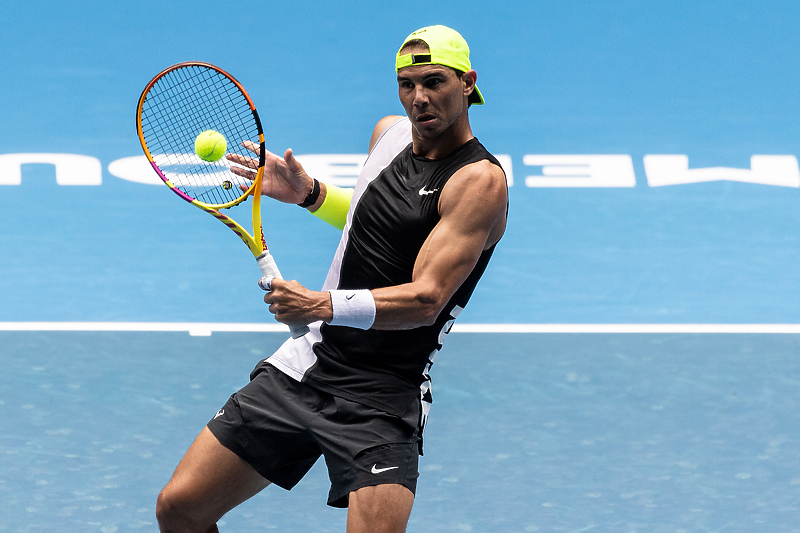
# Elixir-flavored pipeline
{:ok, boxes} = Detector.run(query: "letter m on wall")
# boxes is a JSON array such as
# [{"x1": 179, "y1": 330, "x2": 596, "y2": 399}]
[{"x1": 0, "y1": 153, "x2": 102, "y2": 185}]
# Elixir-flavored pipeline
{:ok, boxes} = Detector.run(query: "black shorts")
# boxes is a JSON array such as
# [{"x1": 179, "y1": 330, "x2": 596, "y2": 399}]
[{"x1": 207, "y1": 361, "x2": 421, "y2": 508}]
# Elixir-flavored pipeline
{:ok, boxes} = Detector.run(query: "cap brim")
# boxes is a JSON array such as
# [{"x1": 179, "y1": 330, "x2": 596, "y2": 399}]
[{"x1": 469, "y1": 85, "x2": 485, "y2": 105}]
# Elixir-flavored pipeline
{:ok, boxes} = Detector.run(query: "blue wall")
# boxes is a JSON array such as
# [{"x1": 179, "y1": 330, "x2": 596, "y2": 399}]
[{"x1": 2, "y1": 0, "x2": 799, "y2": 324}]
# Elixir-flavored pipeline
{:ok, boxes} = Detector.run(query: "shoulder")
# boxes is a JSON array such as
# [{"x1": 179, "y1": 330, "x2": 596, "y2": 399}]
[
  {"x1": 439, "y1": 157, "x2": 508, "y2": 244},
  {"x1": 368, "y1": 115, "x2": 407, "y2": 152},
  {"x1": 446, "y1": 158, "x2": 508, "y2": 201}
]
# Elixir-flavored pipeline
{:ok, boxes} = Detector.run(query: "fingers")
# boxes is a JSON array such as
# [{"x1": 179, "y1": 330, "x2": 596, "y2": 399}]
[
  {"x1": 230, "y1": 166, "x2": 255, "y2": 182},
  {"x1": 245, "y1": 141, "x2": 284, "y2": 163},
  {"x1": 242, "y1": 140, "x2": 260, "y2": 155},
  {"x1": 262, "y1": 277, "x2": 282, "y2": 304},
  {"x1": 226, "y1": 143, "x2": 307, "y2": 203},
  {"x1": 259, "y1": 279, "x2": 318, "y2": 329},
  {"x1": 227, "y1": 142, "x2": 276, "y2": 191},
  {"x1": 227, "y1": 153, "x2": 259, "y2": 170},
  {"x1": 260, "y1": 278, "x2": 289, "y2": 311},
  {"x1": 258, "y1": 276, "x2": 274, "y2": 291},
  {"x1": 283, "y1": 148, "x2": 305, "y2": 175},
  {"x1": 261, "y1": 278, "x2": 278, "y2": 316},
  {"x1": 229, "y1": 164, "x2": 256, "y2": 193},
  {"x1": 227, "y1": 142, "x2": 282, "y2": 171},
  {"x1": 227, "y1": 151, "x2": 258, "y2": 193}
]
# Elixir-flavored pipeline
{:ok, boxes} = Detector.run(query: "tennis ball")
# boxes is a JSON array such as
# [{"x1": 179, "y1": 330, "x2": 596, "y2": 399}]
[{"x1": 195, "y1": 130, "x2": 227, "y2": 162}]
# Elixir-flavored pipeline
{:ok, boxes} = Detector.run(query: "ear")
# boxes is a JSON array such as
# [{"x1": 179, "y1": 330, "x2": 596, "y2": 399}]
[{"x1": 462, "y1": 70, "x2": 477, "y2": 99}]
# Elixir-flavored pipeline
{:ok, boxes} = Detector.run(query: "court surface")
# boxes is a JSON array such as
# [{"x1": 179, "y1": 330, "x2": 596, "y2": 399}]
[
  {"x1": 3, "y1": 331, "x2": 800, "y2": 532},
  {"x1": 3, "y1": 1, "x2": 800, "y2": 531}
]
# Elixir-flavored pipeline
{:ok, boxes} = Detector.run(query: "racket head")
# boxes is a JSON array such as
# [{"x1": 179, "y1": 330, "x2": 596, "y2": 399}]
[{"x1": 136, "y1": 62, "x2": 266, "y2": 211}]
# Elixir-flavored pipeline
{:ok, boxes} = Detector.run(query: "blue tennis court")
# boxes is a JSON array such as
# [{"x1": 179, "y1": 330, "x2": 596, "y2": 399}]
[
  {"x1": 3, "y1": 1, "x2": 800, "y2": 531},
  {"x1": 4, "y1": 331, "x2": 800, "y2": 531}
]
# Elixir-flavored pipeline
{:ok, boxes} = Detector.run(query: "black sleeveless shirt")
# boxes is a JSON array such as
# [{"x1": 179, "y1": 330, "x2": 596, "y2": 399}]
[{"x1": 304, "y1": 138, "x2": 503, "y2": 417}]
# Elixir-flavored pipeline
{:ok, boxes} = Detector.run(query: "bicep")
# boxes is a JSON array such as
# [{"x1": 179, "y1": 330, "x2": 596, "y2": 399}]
[
  {"x1": 370, "y1": 219, "x2": 490, "y2": 329},
  {"x1": 369, "y1": 160, "x2": 506, "y2": 329},
  {"x1": 412, "y1": 162, "x2": 507, "y2": 299}
]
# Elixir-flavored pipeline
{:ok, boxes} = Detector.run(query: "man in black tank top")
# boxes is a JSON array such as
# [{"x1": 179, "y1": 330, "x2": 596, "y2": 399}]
[
  {"x1": 308, "y1": 138, "x2": 504, "y2": 420},
  {"x1": 157, "y1": 25, "x2": 508, "y2": 533}
]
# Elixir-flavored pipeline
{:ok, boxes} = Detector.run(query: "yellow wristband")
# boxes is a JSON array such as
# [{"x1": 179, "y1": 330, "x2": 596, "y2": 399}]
[{"x1": 310, "y1": 183, "x2": 354, "y2": 230}]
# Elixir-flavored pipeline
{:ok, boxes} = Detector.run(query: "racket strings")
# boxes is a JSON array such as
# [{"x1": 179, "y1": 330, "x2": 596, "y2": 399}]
[{"x1": 139, "y1": 64, "x2": 262, "y2": 208}]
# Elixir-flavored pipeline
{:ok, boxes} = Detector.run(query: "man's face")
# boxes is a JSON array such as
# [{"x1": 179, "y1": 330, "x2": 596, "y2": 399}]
[{"x1": 396, "y1": 62, "x2": 468, "y2": 141}]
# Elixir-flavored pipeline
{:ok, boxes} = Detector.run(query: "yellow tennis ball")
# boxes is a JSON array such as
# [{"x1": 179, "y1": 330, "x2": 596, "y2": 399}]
[{"x1": 194, "y1": 130, "x2": 227, "y2": 162}]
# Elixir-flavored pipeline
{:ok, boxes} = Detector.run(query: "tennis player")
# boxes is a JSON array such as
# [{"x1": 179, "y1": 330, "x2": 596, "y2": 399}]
[{"x1": 156, "y1": 25, "x2": 508, "y2": 533}]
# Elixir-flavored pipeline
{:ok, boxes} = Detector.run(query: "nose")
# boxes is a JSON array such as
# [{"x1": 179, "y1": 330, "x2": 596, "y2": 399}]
[{"x1": 413, "y1": 86, "x2": 429, "y2": 106}]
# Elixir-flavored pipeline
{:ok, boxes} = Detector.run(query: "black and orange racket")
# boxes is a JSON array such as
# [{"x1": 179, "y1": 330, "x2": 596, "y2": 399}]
[{"x1": 136, "y1": 61, "x2": 308, "y2": 338}]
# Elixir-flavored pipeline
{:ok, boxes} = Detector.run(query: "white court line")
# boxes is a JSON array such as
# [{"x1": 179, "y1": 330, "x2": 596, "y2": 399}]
[
  {"x1": 0, "y1": 322, "x2": 286, "y2": 337},
  {"x1": 453, "y1": 324, "x2": 800, "y2": 334},
  {"x1": 2, "y1": 322, "x2": 800, "y2": 335}
]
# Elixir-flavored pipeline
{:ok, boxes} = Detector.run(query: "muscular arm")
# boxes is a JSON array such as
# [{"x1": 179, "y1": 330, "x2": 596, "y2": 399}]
[
  {"x1": 263, "y1": 159, "x2": 507, "y2": 330},
  {"x1": 371, "y1": 159, "x2": 507, "y2": 328}
]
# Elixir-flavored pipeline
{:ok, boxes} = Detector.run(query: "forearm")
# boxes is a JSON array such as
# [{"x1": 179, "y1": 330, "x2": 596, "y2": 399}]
[
  {"x1": 369, "y1": 283, "x2": 444, "y2": 330},
  {"x1": 324, "y1": 283, "x2": 443, "y2": 331},
  {"x1": 266, "y1": 281, "x2": 448, "y2": 332},
  {"x1": 316, "y1": 283, "x2": 444, "y2": 332}
]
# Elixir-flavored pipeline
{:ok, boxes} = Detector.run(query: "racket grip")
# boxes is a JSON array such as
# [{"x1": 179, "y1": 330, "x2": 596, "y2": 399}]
[{"x1": 256, "y1": 252, "x2": 310, "y2": 339}]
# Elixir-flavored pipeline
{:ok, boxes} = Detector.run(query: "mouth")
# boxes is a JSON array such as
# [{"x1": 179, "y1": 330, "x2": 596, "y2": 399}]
[{"x1": 415, "y1": 113, "x2": 436, "y2": 125}]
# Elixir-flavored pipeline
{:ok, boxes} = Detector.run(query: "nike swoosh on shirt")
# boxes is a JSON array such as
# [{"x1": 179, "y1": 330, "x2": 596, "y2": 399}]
[{"x1": 371, "y1": 464, "x2": 400, "y2": 474}]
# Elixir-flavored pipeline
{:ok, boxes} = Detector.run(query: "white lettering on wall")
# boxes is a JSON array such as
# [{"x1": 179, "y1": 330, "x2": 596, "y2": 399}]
[
  {"x1": 643, "y1": 155, "x2": 800, "y2": 187},
  {"x1": 107, "y1": 154, "x2": 371, "y2": 187},
  {"x1": 293, "y1": 154, "x2": 366, "y2": 187},
  {"x1": 292, "y1": 154, "x2": 515, "y2": 187},
  {"x1": 0, "y1": 153, "x2": 102, "y2": 185},
  {"x1": 494, "y1": 154, "x2": 514, "y2": 186},
  {"x1": 1, "y1": 153, "x2": 798, "y2": 190},
  {"x1": 107, "y1": 155, "x2": 163, "y2": 185},
  {"x1": 523, "y1": 155, "x2": 636, "y2": 187}
]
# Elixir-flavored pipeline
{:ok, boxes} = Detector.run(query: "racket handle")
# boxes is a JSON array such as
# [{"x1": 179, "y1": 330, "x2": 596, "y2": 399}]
[{"x1": 256, "y1": 252, "x2": 310, "y2": 339}]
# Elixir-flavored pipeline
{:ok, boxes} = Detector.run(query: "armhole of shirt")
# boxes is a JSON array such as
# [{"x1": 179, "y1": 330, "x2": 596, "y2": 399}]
[{"x1": 368, "y1": 116, "x2": 407, "y2": 155}]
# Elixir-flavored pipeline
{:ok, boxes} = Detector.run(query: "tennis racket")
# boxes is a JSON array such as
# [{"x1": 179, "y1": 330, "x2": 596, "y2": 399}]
[{"x1": 136, "y1": 61, "x2": 309, "y2": 338}]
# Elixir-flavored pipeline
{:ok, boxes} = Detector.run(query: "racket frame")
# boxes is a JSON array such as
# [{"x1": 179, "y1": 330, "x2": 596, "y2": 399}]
[
  {"x1": 136, "y1": 61, "x2": 308, "y2": 338},
  {"x1": 136, "y1": 61, "x2": 267, "y2": 258}
]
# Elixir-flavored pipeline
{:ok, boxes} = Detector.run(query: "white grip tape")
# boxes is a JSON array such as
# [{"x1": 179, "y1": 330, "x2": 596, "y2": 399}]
[
  {"x1": 256, "y1": 252, "x2": 282, "y2": 279},
  {"x1": 255, "y1": 252, "x2": 310, "y2": 339},
  {"x1": 328, "y1": 289, "x2": 376, "y2": 330}
]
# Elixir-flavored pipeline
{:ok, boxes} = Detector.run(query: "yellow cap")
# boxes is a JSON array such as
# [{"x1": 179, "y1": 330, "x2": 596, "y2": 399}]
[{"x1": 396, "y1": 25, "x2": 484, "y2": 105}]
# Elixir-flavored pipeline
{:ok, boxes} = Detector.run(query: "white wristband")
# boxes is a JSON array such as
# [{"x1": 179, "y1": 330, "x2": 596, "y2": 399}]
[{"x1": 328, "y1": 289, "x2": 376, "y2": 330}]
